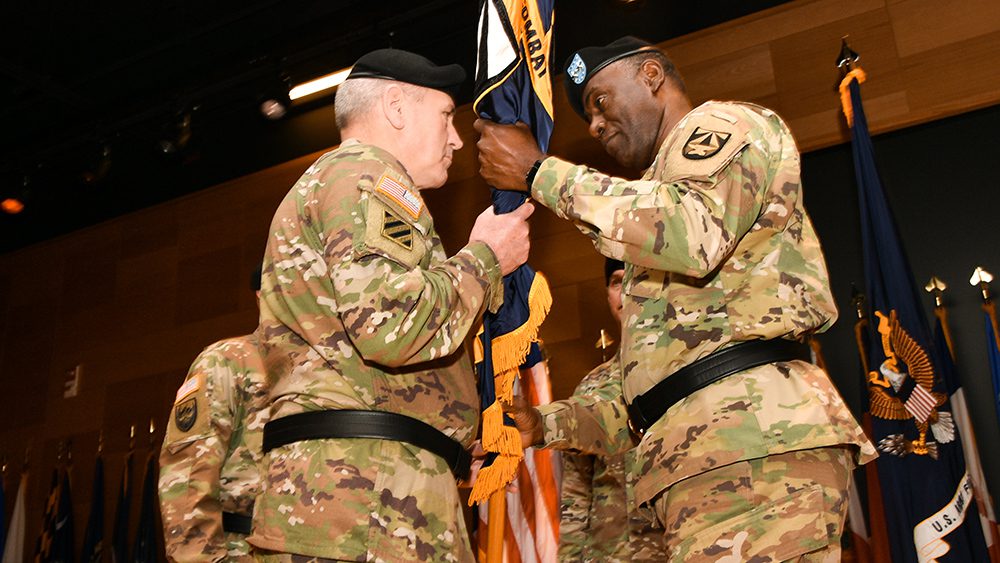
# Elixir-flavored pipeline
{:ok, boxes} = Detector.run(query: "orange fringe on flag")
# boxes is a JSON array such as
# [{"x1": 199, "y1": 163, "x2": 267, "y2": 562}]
[
  {"x1": 469, "y1": 272, "x2": 552, "y2": 505},
  {"x1": 839, "y1": 67, "x2": 867, "y2": 127}
]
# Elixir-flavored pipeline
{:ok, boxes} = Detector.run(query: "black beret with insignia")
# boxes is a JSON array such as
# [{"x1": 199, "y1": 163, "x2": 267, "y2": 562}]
[
  {"x1": 563, "y1": 36, "x2": 655, "y2": 120},
  {"x1": 347, "y1": 48, "x2": 466, "y2": 99}
]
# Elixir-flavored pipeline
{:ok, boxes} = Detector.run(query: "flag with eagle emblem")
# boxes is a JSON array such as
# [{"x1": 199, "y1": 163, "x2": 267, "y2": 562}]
[{"x1": 842, "y1": 66, "x2": 988, "y2": 562}]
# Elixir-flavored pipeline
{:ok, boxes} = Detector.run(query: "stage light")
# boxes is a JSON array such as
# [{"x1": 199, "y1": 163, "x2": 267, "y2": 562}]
[
  {"x1": 259, "y1": 75, "x2": 291, "y2": 120},
  {"x1": 288, "y1": 67, "x2": 351, "y2": 101}
]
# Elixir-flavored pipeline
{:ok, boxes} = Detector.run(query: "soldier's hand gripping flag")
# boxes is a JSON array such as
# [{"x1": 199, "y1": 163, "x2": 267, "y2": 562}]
[
  {"x1": 841, "y1": 53, "x2": 988, "y2": 562},
  {"x1": 468, "y1": 0, "x2": 556, "y2": 560}
]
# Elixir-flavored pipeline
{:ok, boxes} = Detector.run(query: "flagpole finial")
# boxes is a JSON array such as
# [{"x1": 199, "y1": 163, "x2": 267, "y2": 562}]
[
  {"x1": 98, "y1": 429, "x2": 104, "y2": 455},
  {"x1": 850, "y1": 284, "x2": 867, "y2": 320},
  {"x1": 66, "y1": 438, "x2": 73, "y2": 465},
  {"x1": 969, "y1": 266, "x2": 994, "y2": 302},
  {"x1": 2, "y1": 454, "x2": 7, "y2": 476},
  {"x1": 837, "y1": 37, "x2": 860, "y2": 75},
  {"x1": 149, "y1": 417, "x2": 156, "y2": 446},
  {"x1": 925, "y1": 276, "x2": 948, "y2": 308},
  {"x1": 57, "y1": 440, "x2": 64, "y2": 463},
  {"x1": 129, "y1": 424, "x2": 136, "y2": 451}
]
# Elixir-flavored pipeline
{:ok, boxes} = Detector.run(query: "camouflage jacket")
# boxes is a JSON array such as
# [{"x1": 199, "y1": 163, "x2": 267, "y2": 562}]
[
  {"x1": 532, "y1": 101, "x2": 876, "y2": 505},
  {"x1": 559, "y1": 356, "x2": 666, "y2": 562},
  {"x1": 248, "y1": 140, "x2": 500, "y2": 562},
  {"x1": 159, "y1": 332, "x2": 269, "y2": 562}
]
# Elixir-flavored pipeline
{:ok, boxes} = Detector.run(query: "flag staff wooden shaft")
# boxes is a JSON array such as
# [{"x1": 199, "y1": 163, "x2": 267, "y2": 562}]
[{"x1": 487, "y1": 489, "x2": 506, "y2": 562}]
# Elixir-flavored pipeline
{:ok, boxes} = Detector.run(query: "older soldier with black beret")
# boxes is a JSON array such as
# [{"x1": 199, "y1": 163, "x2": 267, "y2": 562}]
[
  {"x1": 476, "y1": 37, "x2": 876, "y2": 561},
  {"x1": 248, "y1": 49, "x2": 533, "y2": 562}
]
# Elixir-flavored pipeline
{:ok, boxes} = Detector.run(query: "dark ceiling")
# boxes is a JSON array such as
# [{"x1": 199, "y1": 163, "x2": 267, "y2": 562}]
[{"x1": 0, "y1": 0, "x2": 790, "y2": 252}]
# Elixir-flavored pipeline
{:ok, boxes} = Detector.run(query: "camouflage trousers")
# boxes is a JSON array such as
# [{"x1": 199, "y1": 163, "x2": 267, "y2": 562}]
[{"x1": 653, "y1": 446, "x2": 853, "y2": 562}]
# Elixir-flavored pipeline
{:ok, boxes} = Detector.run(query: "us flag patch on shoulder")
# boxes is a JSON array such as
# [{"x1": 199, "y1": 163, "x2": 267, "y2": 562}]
[{"x1": 375, "y1": 173, "x2": 423, "y2": 219}]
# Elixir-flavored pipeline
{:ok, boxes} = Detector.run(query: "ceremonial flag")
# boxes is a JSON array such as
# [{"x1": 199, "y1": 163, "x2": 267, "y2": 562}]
[
  {"x1": 130, "y1": 453, "x2": 157, "y2": 563},
  {"x1": 49, "y1": 467, "x2": 75, "y2": 563},
  {"x1": 111, "y1": 452, "x2": 132, "y2": 563},
  {"x1": 842, "y1": 64, "x2": 988, "y2": 562},
  {"x1": 0, "y1": 470, "x2": 6, "y2": 556},
  {"x1": 80, "y1": 456, "x2": 104, "y2": 563},
  {"x1": 35, "y1": 467, "x2": 61, "y2": 562},
  {"x1": 933, "y1": 311, "x2": 1000, "y2": 561},
  {"x1": 476, "y1": 357, "x2": 561, "y2": 562},
  {"x1": 1, "y1": 472, "x2": 27, "y2": 563},
  {"x1": 469, "y1": 0, "x2": 555, "y2": 560},
  {"x1": 981, "y1": 296, "x2": 1000, "y2": 431}
]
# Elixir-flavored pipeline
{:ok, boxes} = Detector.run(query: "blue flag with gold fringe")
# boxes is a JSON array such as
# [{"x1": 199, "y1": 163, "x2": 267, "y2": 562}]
[
  {"x1": 842, "y1": 66, "x2": 988, "y2": 562},
  {"x1": 468, "y1": 0, "x2": 554, "y2": 506}
]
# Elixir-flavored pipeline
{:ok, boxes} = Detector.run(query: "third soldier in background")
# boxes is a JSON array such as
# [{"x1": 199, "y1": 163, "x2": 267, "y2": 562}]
[
  {"x1": 159, "y1": 268, "x2": 269, "y2": 562},
  {"x1": 559, "y1": 258, "x2": 666, "y2": 562}
]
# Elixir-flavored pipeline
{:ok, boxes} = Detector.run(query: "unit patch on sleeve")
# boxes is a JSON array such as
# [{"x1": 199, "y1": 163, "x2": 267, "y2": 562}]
[
  {"x1": 174, "y1": 398, "x2": 198, "y2": 432},
  {"x1": 382, "y1": 210, "x2": 414, "y2": 250},
  {"x1": 682, "y1": 126, "x2": 732, "y2": 160}
]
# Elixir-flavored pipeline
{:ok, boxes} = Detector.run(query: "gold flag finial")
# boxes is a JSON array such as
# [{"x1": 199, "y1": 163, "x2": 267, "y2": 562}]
[
  {"x1": 66, "y1": 438, "x2": 73, "y2": 465},
  {"x1": 925, "y1": 276, "x2": 948, "y2": 308},
  {"x1": 98, "y1": 430, "x2": 104, "y2": 455},
  {"x1": 149, "y1": 417, "x2": 156, "y2": 446},
  {"x1": 970, "y1": 267, "x2": 994, "y2": 302},
  {"x1": 129, "y1": 424, "x2": 136, "y2": 451},
  {"x1": 594, "y1": 329, "x2": 615, "y2": 350},
  {"x1": 2, "y1": 454, "x2": 7, "y2": 476},
  {"x1": 850, "y1": 284, "x2": 867, "y2": 320}
]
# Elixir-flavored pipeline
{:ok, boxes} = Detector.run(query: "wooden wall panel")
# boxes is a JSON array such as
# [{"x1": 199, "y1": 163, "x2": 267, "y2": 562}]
[{"x1": 1, "y1": 0, "x2": 999, "y2": 557}]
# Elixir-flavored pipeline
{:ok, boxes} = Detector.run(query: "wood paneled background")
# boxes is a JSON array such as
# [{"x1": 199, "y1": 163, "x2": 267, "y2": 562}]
[{"x1": 1, "y1": 0, "x2": 998, "y2": 559}]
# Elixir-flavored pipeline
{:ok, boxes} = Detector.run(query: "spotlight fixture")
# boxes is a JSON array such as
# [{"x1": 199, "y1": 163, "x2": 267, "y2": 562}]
[
  {"x1": 82, "y1": 143, "x2": 113, "y2": 184},
  {"x1": 288, "y1": 67, "x2": 352, "y2": 101},
  {"x1": 159, "y1": 110, "x2": 194, "y2": 154},
  {"x1": 259, "y1": 75, "x2": 292, "y2": 120}
]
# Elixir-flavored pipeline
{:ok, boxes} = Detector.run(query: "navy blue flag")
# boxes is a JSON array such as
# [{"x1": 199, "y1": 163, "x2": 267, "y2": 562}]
[
  {"x1": 49, "y1": 468, "x2": 74, "y2": 563},
  {"x1": 130, "y1": 454, "x2": 157, "y2": 563},
  {"x1": 80, "y1": 456, "x2": 104, "y2": 563},
  {"x1": 468, "y1": 0, "x2": 554, "y2": 505},
  {"x1": 111, "y1": 452, "x2": 131, "y2": 563},
  {"x1": 983, "y1": 301, "x2": 1000, "y2": 431},
  {"x1": 843, "y1": 67, "x2": 988, "y2": 562}
]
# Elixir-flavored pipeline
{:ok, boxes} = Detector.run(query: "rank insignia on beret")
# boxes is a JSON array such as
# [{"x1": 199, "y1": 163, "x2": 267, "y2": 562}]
[
  {"x1": 567, "y1": 53, "x2": 587, "y2": 85},
  {"x1": 682, "y1": 127, "x2": 732, "y2": 160},
  {"x1": 175, "y1": 398, "x2": 197, "y2": 432},
  {"x1": 375, "y1": 173, "x2": 423, "y2": 219},
  {"x1": 382, "y1": 210, "x2": 414, "y2": 250}
]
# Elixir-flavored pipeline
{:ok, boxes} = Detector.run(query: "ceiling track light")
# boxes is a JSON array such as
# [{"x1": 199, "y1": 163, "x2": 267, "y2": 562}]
[
  {"x1": 159, "y1": 110, "x2": 195, "y2": 155},
  {"x1": 288, "y1": 67, "x2": 352, "y2": 101},
  {"x1": 82, "y1": 142, "x2": 113, "y2": 184},
  {"x1": 259, "y1": 74, "x2": 292, "y2": 120}
]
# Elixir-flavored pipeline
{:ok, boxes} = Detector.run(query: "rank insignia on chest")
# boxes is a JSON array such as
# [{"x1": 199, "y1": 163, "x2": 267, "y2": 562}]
[
  {"x1": 175, "y1": 398, "x2": 198, "y2": 432},
  {"x1": 682, "y1": 127, "x2": 732, "y2": 160},
  {"x1": 382, "y1": 210, "x2": 414, "y2": 250}
]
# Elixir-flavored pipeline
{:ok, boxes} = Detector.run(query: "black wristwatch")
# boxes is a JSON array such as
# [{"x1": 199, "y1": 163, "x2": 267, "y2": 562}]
[{"x1": 525, "y1": 159, "x2": 543, "y2": 189}]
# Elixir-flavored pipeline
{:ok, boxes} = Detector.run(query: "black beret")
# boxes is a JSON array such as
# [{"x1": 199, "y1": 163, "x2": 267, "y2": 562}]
[
  {"x1": 563, "y1": 36, "x2": 655, "y2": 120},
  {"x1": 604, "y1": 258, "x2": 625, "y2": 286},
  {"x1": 347, "y1": 48, "x2": 466, "y2": 98}
]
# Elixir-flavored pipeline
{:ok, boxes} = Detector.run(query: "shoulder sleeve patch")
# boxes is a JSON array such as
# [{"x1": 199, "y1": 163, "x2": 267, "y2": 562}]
[
  {"x1": 174, "y1": 373, "x2": 202, "y2": 403},
  {"x1": 373, "y1": 172, "x2": 424, "y2": 220},
  {"x1": 665, "y1": 108, "x2": 752, "y2": 182},
  {"x1": 359, "y1": 198, "x2": 426, "y2": 269}
]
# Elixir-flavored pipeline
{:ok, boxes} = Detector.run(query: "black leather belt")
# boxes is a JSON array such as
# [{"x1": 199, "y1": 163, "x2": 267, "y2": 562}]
[
  {"x1": 626, "y1": 339, "x2": 812, "y2": 435},
  {"x1": 262, "y1": 410, "x2": 472, "y2": 480},
  {"x1": 222, "y1": 511, "x2": 252, "y2": 535}
]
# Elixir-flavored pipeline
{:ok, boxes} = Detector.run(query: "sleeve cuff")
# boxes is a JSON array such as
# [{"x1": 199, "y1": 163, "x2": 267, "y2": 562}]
[
  {"x1": 459, "y1": 241, "x2": 504, "y2": 313},
  {"x1": 529, "y1": 156, "x2": 576, "y2": 214},
  {"x1": 537, "y1": 402, "x2": 574, "y2": 449}
]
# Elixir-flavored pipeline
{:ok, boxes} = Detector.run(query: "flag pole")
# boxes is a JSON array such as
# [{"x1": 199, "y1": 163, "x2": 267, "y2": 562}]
[
  {"x1": 486, "y1": 489, "x2": 506, "y2": 562},
  {"x1": 971, "y1": 267, "x2": 1000, "y2": 349}
]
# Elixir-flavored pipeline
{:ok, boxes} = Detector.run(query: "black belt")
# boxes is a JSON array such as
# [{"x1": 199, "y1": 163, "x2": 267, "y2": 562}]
[
  {"x1": 626, "y1": 339, "x2": 811, "y2": 435},
  {"x1": 222, "y1": 511, "x2": 252, "y2": 535},
  {"x1": 262, "y1": 410, "x2": 472, "y2": 480}
]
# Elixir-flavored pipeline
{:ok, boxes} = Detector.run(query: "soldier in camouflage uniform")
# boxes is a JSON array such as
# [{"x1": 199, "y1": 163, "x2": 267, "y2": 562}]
[
  {"x1": 560, "y1": 258, "x2": 666, "y2": 562},
  {"x1": 476, "y1": 37, "x2": 877, "y2": 561},
  {"x1": 159, "y1": 270, "x2": 269, "y2": 562},
  {"x1": 246, "y1": 49, "x2": 532, "y2": 562}
]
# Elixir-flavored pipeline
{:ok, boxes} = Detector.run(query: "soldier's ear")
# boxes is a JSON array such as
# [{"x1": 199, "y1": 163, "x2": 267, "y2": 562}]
[
  {"x1": 640, "y1": 59, "x2": 665, "y2": 94},
  {"x1": 382, "y1": 84, "x2": 406, "y2": 130}
]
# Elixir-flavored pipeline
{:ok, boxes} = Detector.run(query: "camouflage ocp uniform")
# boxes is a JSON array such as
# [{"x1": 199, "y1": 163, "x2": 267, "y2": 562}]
[
  {"x1": 247, "y1": 140, "x2": 500, "y2": 562},
  {"x1": 530, "y1": 101, "x2": 877, "y2": 560},
  {"x1": 559, "y1": 355, "x2": 666, "y2": 562},
  {"x1": 159, "y1": 332, "x2": 270, "y2": 562}
]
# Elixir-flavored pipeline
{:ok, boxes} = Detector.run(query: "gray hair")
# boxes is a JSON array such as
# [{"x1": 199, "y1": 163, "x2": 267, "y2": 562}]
[{"x1": 335, "y1": 78, "x2": 426, "y2": 130}]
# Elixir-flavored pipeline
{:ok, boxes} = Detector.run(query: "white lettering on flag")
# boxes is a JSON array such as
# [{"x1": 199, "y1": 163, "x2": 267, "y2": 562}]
[{"x1": 914, "y1": 471, "x2": 973, "y2": 562}]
